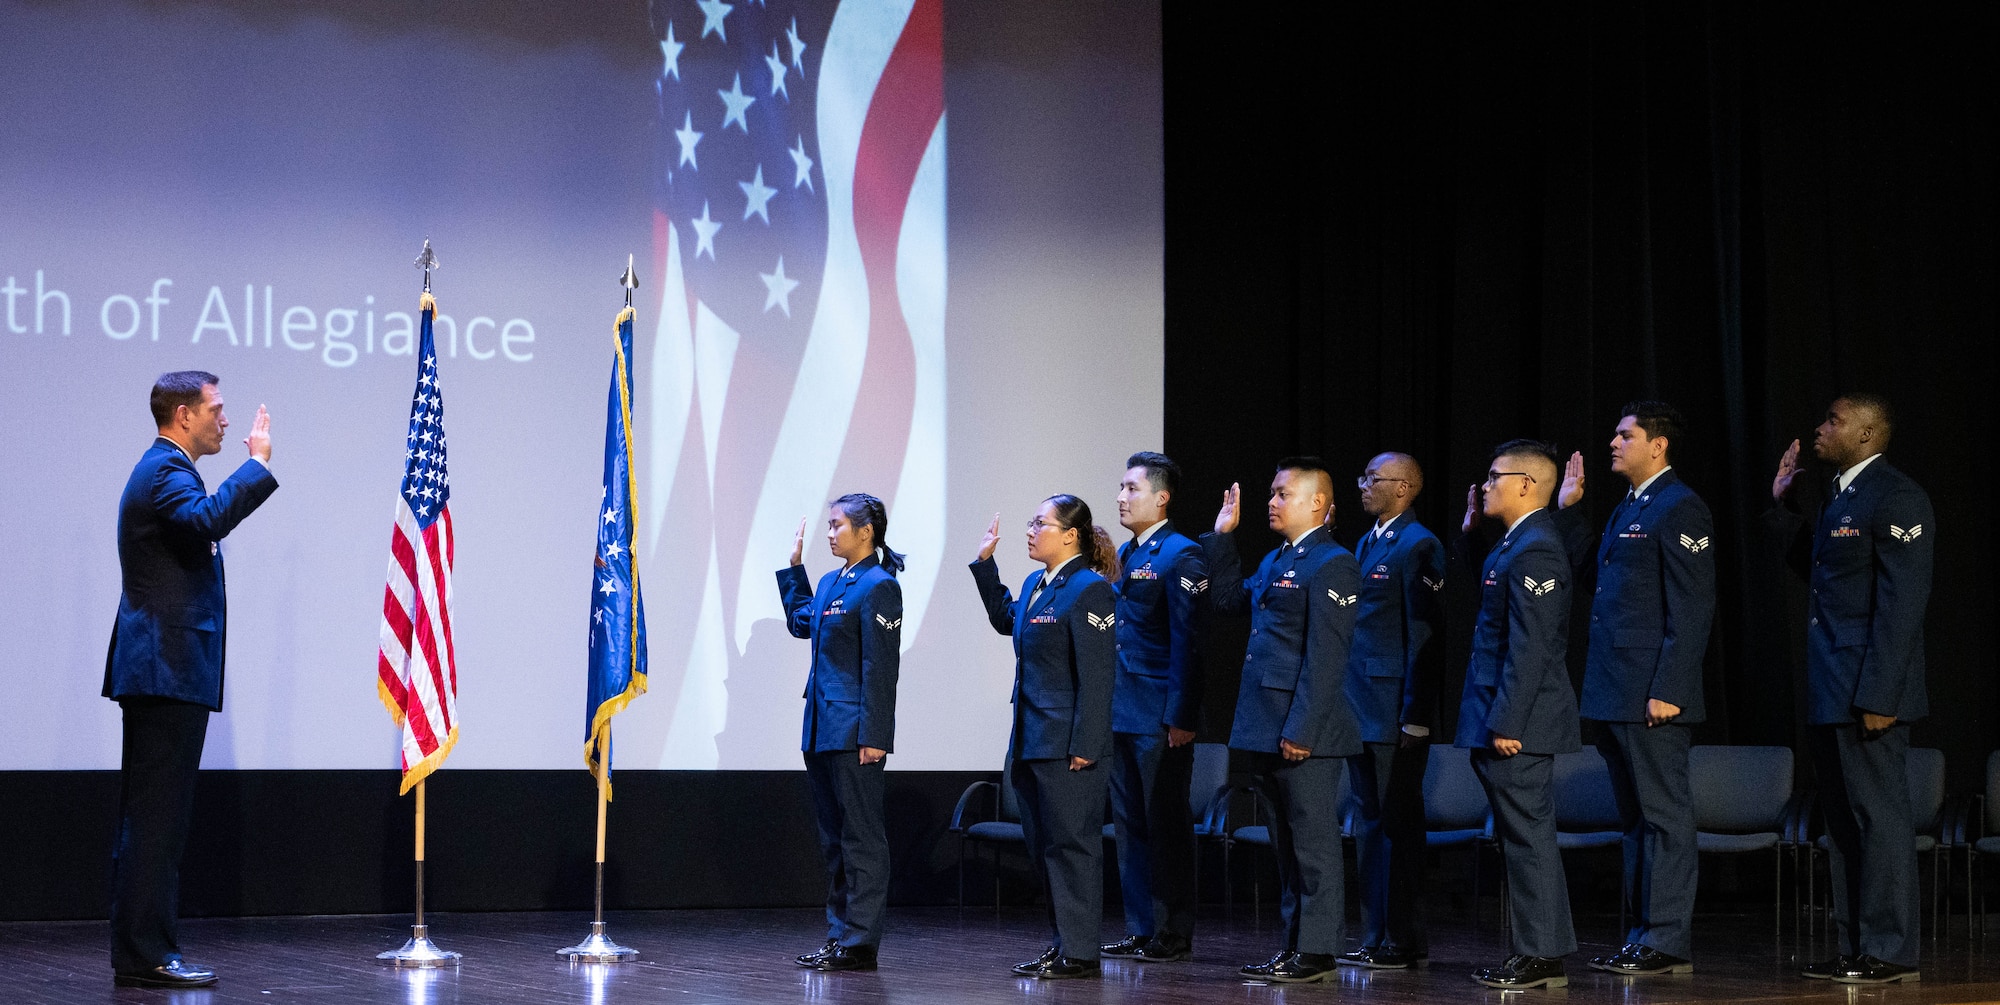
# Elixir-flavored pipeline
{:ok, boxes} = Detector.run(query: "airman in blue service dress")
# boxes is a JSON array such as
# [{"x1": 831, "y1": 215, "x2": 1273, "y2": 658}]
[
  {"x1": 1454, "y1": 508, "x2": 1579, "y2": 982},
  {"x1": 1203, "y1": 524, "x2": 1360, "y2": 981},
  {"x1": 1101, "y1": 523, "x2": 1208, "y2": 961},
  {"x1": 1770, "y1": 451, "x2": 1933, "y2": 982},
  {"x1": 777, "y1": 553, "x2": 902, "y2": 968},
  {"x1": 1342, "y1": 511, "x2": 1445, "y2": 967},
  {"x1": 970, "y1": 553, "x2": 1118, "y2": 975},
  {"x1": 1558, "y1": 467, "x2": 1715, "y2": 974}
]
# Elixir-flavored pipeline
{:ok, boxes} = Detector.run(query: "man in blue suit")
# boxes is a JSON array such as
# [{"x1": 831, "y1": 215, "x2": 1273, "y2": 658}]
[
  {"x1": 1099, "y1": 452, "x2": 1208, "y2": 964},
  {"x1": 1204, "y1": 458, "x2": 1360, "y2": 984},
  {"x1": 1338, "y1": 452, "x2": 1445, "y2": 971},
  {"x1": 1770, "y1": 393, "x2": 1933, "y2": 985},
  {"x1": 1455, "y1": 440, "x2": 1578, "y2": 990},
  {"x1": 1553, "y1": 401, "x2": 1715, "y2": 977},
  {"x1": 102, "y1": 371, "x2": 277, "y2": 989}
]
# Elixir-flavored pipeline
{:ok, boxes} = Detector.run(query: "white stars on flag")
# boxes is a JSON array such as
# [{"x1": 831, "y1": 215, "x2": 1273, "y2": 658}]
[
  {"x1": 740, "y1": 165, "x2": 777, "y2": 223},
  {"x1": 698, "y1": 0, "x2": 733, "y2": 41},
  {"x1": 660, "y1": 22, "x2": 684, "y2": 80},
  {"x1": 718, "y1": 73, "x2": 755, "y2": 132},
  {"x1": 765, "y1": 43, "x2": 789, "y2": 98},
  {"x1": 676, "y1": 111, "x2": 703, "y2": 169},
  {"x1": 761, "y1": 257, "x2": 800, "y2": 316},
  {"x1": 693, "y1": 200, "x2": 721, "y2": 260},
  {"x1": 788, "y1": 135, "x2": 814, "y2": 190}
]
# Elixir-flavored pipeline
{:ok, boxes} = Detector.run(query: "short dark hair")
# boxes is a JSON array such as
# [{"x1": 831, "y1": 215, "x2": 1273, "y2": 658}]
[
  {"x1": 1839, "y1": 392, "x2": 1895, "y2": 440},
  {"x1": 1620, "y1": 399, "x2": 1686, "y2": 462},
  {"x1": 1125, "y1": 451, "x2": 1181, "y2": 497},
  {"x1": 1489, "y1": 438, "x2": 1561, "y2": 469},
  {"x1": 151, "y1": 370, "x2": 219, "y2": 427},
  {"x1": 1275, "y1": 456, "x2": 1333, "y2": 504}
]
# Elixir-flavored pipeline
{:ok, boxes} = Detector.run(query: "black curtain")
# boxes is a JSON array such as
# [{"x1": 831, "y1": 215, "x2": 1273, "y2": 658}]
[{"x1": 1162, "y1": 2, "x2": 1995, "y2": 788}]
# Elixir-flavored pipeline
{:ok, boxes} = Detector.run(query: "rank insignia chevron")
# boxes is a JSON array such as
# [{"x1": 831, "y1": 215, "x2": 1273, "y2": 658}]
[
  {"x1": 1421, "y1": 575, "x2": 1444, "y2": 592},
  {"x1": 1890, "y1": 524, "x2": 1924, "y2": 542},
  {"x1": 1086, "y1": 612, "x2": 1116, "y2": 631},
  {"x1": 875, "y1": 614, "x2": 902, "y2": 630},
  {"x1": 1180, "y1": 576, "x2": 1209, "y2": 594},
  {"x1": 1326, "y1": 589, "x2": 1358, "y2": 606},
  {"x1": 1679, "y1": 533, "x2": 1712, "y2": 553},
  {"x1": 1522, "y1": 575, "x2": 1558, "y2": 597}
]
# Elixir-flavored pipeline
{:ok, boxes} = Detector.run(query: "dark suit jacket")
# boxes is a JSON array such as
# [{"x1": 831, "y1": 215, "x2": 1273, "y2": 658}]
[
  {"x1": 970, "y1": 555, "x2": 1117, "y2": 763},
  {"x1": 1346, "y1": 512, "x2": 1446, "y2": 742},
  {"x1": 1767, "y1": 457, "x2": 1933, "y2": 724},
  {"x1": 1203, "y1": 525, "x2": 1361, "y2": 758},
  {"x1": 1453, "y1": 509, "x2": 1580, "y2": 754},
  {"x1": 1111, "y1": 522, "x2": 1207, "y2": 735},
  {"x1": 1558, "y1": 469, "x2": 1717, "y2": 723},
  {"x1": 103, "y1": 438, "x2": 279, "y2": 711},
  {"x1": 778, "y1": 554, "x2": 902, "y2": 752}
]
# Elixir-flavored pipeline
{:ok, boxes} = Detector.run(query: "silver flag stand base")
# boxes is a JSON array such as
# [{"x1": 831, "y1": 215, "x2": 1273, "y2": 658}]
[
  {"x1": 377, "y1": 924, "x2": 462, "y2": 967},
  {"x1": 559, "y1": 920, "x2": 638, "y2": 963}
]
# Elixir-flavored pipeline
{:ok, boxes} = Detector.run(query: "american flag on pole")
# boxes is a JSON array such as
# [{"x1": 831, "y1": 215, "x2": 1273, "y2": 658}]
[
  {"x1": 376, "y1": 291, "x2": 459, "y2": 794},
  {"x1": 645, "y1": 0, "x2": 948, "y2": 768}
]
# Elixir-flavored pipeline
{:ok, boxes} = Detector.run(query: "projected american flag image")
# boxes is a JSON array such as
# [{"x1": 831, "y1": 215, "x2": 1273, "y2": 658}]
[{"x1": 645, "y1": 0, "x2": 947, "y2": 767}]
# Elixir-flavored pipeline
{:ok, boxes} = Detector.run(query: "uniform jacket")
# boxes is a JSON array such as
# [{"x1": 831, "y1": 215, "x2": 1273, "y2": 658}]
[
  {"x1": 1112, "y1": 522, "x2": 1207, "y2": 735},
  {"x1": 103, "y1": 438, "x2": 279, "y2": 710},
  {"x1": 1202, "y1": 525, "x2": 1361, "y2": 757},
  {"x1": 778, "y1": 553, "x2": 902, "y2": 752},
  {"x1": 1453, "y1": 509, "x2": 1580, "y2": 754},
  {"x1": 1558, "y1": 469, "x2": 1717, "y2": 723},
  {"x1": 970, "y1": 555, "x2": 1117, "y2": 762},
  {"x1": 1767, "y1": 457, "x2": 1933, "y2": 724},
  {"x1": 1345, "y1": 512, "x2": 1446, "y2": 743}
]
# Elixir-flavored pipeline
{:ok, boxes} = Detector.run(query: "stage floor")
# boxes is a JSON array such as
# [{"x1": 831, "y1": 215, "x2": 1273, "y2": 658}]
[{"x1": 8, "y1": 905, "x2": 1998, "y2": 1004}]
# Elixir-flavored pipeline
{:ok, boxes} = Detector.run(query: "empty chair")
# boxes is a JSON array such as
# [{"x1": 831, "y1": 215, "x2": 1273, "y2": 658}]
[
  {"x1": 949, "y1": 760, "x2": 1026, "y2": 905},
  {"x1": 1551, "y1": 748, "x2": 1623, "y2": 852},
  {"x1": 1423, "y1": 749, "x2": 1493, "y2": 908},
  {"x1": 1688, "y1": 745, "x2": 1795, "y2": 919}
]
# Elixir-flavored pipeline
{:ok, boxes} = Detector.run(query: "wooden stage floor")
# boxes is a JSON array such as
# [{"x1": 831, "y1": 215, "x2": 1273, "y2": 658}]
[{"x1": 8, "y1": 905, "x2": 1999, "y2": 1004}]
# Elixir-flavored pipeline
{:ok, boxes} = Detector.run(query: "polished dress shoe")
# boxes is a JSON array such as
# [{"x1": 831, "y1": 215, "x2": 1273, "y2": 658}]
[
  {"x1": 810, "y1": 944, "x2": 877, "y2": 972},
  {"x1": 114, "y1": 959, "x2": 218, "y2": 988},
  {"x1": 1137, "y1": 932, "x2": 1192, "y2": 962},
  {"x1": 1589, "y1": 943, "x2": 1692, "y2": 976},
  {"x1": 1831, "y1": 955, "x2": 1920, "y2": 984},
  {"x1": 796, "y1": 939, "x2": 839, "y2": 967},
  {"x1": 1012, "y1": 946, "x2": 1060, "y2": 974},
  {"x1": 1472, "y1": 954, "x2": 1568, "y2": 989},
  {"x1": 1800, "y1": 954, "x2": 1855, "y2": 980},
  {"x1": 1239, "y1": 950, "x2": 1293, "y2": 977},
  {"x1": 1013, "y1": 953, "x2": 1099, "y2": 979},
  {"x1": 1339, "y1": 944, "x2": 1417, "y2": 969},
  {"x1": 1099, "y1": 935, "x2": 1149, "y2": 958},
  {"x1": 1266, "y1": 952, "x2": 1339, "y2": 983}
]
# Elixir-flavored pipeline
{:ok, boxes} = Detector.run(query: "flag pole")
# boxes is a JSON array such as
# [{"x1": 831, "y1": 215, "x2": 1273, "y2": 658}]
[
  {"x1": 559, "y1": 726, "x2": 636, "y2": 962},
  {"x1": 560, "y1": 255, "x2": 645, "y2": 964},
  {"x1": 378, "y1": 240, "x2": 460, "y2": 968}
]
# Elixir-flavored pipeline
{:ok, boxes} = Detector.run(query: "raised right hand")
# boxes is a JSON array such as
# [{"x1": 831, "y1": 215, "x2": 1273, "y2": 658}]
[
  {"x1": 1462, "y1": 483, "x2": 1482, "y2": 535},
  {"x1": 244, "y1": 404, "x2": 272, "y2": 462},
  {"x1": 1772, "y1": 439, "x2": 1802, "y2": 503},
  {"x1": 1558, "y1": 451, "x2": 1584, "y2": 509},
  {"x1": 1213, "y1": 482, "x2": 1241, "y2": 534},
  {"x1": 789, "y1": 516, "x2": 807, "y2": 566},
  {"x1": 976, "y1": 512, "x2": 1002, "y2": 562}
]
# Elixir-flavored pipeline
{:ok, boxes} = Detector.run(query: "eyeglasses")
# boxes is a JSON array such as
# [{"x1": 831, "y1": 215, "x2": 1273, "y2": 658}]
[
  {"x1": 1357, "y1": 475, "x2": 1409, "y2": 488},
  {"x1": 1026, "y1": 518, "x2": 1064, "y2": 532},
  {"x1": 1483, "y1": 470, "x2": 1535, "y2": 486}
]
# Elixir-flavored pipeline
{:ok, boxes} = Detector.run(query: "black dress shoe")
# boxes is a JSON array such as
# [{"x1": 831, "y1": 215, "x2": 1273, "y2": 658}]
[
  {"x1": 1831, "y1": 955, "x2": 1920, "y2": 984},
  {"x1": 810, "y1": 944, "x2": 877, "y2": 972},
  {"x1": 1800, "y1": 954, "x2": 1855, "y2": 980},
  {"x1": 796, "y1": 939, "x2": 839, "y2": 967},
  {"x1": 1240, "y1": 950, "x2": 1293, "y2": 977},
  {"x1": 1100, "y1": 935, "x2": 1149, "y2": 958},
  {"x1": 1589, "y1": 944, "x2": 1692, "y2": 976},
  {"x1": 1266, "y1": 952, "x2": 1339, "y2": 983},
  {"x1": 1472, "y1": 954, "x2": 1568, "y2": 989},
  {"x1": 1339, "y1": 945, "x2": 1416, "y2": 969},
  {"x1": 1014, "y1": 955, "x2": 1099, "y2": 979},
  {"x1": 1137, "y1": 932, "x2": 1192, "y2": 962},
  {"x1": 114, "y1": 959, "x2": 218, "y2": 988},
  {"x1": 1012, "y1": 946, "x2": 1061, "y2": 975}
]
